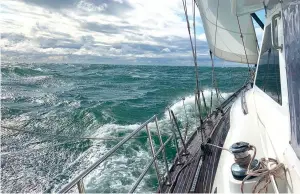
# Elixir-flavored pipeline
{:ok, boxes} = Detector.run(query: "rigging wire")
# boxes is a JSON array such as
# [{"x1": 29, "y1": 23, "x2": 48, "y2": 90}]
[
  {"x1": 236, "y1": 15, "x2": 254, "y2": 82},
  {"x1": 192, "y1": 0, "x2": 208, "y2": 114},
  {"x1": 208, "y1": 0, "x2": 224, "y2": 113},
  {"x1": 182, "y1": 0, "x2": 208, "y2": 123},
  {"x1": 209, "y1": 50, "x2": 224, "y2": 112},
  {"x1": 192, "y1": 0, "x2": 202, "y2": 120},
  {"x1": 182, "y1": 98, "x2": 190, "y2": 142},
  {"x1": 182, "y1": 0, "x2": 200, "y2": 94}
]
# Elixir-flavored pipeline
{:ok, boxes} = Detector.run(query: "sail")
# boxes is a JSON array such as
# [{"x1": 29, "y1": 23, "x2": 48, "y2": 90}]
[
  {"x1": 231, "y1": 0, "x2": 264, "y2": 16},
  {"x1": 196, "y1": 0, "x2": 259, "y2": 64},
  {"x1": 231, "y1": 0, "x2": 280, "y2": 16}
]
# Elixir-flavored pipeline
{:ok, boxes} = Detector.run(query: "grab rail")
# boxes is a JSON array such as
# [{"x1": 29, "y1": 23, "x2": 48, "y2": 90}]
[{"x1": 241, "y1": 90, "x2": 248, "y2": 115}]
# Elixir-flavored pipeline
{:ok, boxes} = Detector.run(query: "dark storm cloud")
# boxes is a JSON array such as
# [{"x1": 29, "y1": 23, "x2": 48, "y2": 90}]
[{"x1": 81, "y1": 22, "x2": 138, "y2": 34}]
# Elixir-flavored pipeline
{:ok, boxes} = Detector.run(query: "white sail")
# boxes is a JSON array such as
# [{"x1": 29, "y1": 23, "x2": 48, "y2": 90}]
[
  {"x1": 196, "y1": 0, "x2": 259, "y2": 64},
  {"x1": 231, "y1": 0, "x2": 264, "y2": 16}
]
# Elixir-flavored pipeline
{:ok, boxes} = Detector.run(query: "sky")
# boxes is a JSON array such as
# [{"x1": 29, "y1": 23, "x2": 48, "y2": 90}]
[{"x1": 0, "y1": 0, "x2": 264, "y2": 65}]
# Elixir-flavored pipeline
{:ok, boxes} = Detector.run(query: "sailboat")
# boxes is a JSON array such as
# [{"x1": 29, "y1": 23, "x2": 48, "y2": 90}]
[{"x1": 58, "y1": 0, "x2": 300, "y2": 193}]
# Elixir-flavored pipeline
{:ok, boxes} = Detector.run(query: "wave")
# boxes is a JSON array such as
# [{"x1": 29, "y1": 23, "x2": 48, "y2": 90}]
[
  {"x1": 129, "y1": 73, "x2": 151, "y2": 79},
  {"x1": 1, "y1": 90, "x2": 233, "y2": 192},
  {"x1": 167, "y1": 89, "x2": 232, "y2": 115},
  {"x1": 1, "y1": 92, "x2": 15, "y2": 100},
  {"x1": 1, "y1": 63, "x2": 248, "y2": 192},
  {"x1": 52, "y1": 90, "x2": 233, "y2": 192},
  {"x1": 22, "y1": 75, "x2": 51, "y2": 84},
  {"x1": 1, "y1": 66, "x2": 45, "y2": 77}
]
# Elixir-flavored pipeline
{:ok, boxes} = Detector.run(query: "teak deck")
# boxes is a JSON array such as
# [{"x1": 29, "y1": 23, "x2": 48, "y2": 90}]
[{"x1": 160, "y1": 85, "x2": 247, "y2": 193}]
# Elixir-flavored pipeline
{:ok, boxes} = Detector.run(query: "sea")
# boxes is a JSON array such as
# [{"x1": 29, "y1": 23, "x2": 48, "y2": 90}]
[{"x1": 1, "y1": 63, "x2": 249, "y2": 193}]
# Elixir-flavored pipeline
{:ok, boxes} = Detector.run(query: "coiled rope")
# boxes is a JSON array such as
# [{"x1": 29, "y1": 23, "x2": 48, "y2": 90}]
[
  {"x1": 241, "y1": 157, "x2": 285, "y2": 193},
  {"x1": 205, "y1": 143, "x2": 285, "y2": 193}
]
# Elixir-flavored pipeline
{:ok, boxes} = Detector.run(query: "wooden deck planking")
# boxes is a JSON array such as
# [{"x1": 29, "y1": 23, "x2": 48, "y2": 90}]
[{"x1": 160, "y1": 85, "x2": 248, "y2": 193}]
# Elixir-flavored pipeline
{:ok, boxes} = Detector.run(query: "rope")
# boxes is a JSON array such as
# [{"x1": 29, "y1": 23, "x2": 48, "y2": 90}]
[
  {"x1": 241, "y1": 157, "x2": 285, "y2": 193},
  {"x1": 205, "y1": 143, "x2": 285, "y2": 193},
  {"x1": 205, "y1": 143, "x2": 232, "y2": 153}
]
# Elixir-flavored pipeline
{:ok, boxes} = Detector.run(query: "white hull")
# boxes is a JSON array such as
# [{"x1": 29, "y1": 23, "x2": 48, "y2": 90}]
[{"x1": 212, "y1": 1, "x2": 300, "y2": 193}]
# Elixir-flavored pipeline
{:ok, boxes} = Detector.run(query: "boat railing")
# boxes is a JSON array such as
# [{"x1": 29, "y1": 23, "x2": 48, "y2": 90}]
[
  {"x1": 58, "y1": 99, "x2": 192, "y2": 193},
  {"x1": 57, "y1": 84, "x2": 250, "y2": 193}
]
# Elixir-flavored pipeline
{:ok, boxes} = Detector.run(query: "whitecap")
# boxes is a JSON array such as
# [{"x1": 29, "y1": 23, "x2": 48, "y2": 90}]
[
  {"x1": 1, "y1": 92, "x2": 15, "y2": 100},
  {"x1": 23, "y1": 75, "x2": 50, "y2": 84}
]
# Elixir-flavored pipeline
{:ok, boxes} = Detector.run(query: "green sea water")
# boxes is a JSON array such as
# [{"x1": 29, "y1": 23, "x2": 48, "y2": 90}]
[{"x1": 1, "y1": 63, "x2": 249, "y2": 192}]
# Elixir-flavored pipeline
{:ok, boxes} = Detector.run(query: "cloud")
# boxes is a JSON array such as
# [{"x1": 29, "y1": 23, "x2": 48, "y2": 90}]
[
  {"x1": 1, "y1": 33, "x2": 27, "y2": 44},
  {"x1": 81, "y1": 22, "x2": 138, "y2": 34},
  {"x1": 1, "y1": 0, "x2": 208, "y2": 65},
  {"x1": 23, "y1": 0, "x2": 134, "y2": 16},
  {"x1": 198, "y1": 33, "x2": 207, "y2": 42},
  {"x1": 24, "y1": 0, "x2": 78, "y2": 9},
  {"x1": 161, "y1": 48, "x2": 171, "y2": 53}
]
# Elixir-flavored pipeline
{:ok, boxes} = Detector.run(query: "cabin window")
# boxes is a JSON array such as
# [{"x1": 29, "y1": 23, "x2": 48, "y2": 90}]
[
  {"x1": 255, "y1": 25, "x2": 282, "y2": 104},
  {"x1": 283, "y1": 0, "x2": 300, "y2": 158}
]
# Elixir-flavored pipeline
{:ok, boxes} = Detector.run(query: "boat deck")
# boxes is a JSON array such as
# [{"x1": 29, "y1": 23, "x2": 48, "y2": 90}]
[{"x1": 160, "y1": 86, "x2": 247, "y2": 193}]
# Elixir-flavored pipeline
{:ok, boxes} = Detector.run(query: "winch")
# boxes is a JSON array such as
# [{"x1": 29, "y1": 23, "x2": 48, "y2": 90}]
[{"x1": 230, "y1": 142, "x2": 260, "y2": 180}]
